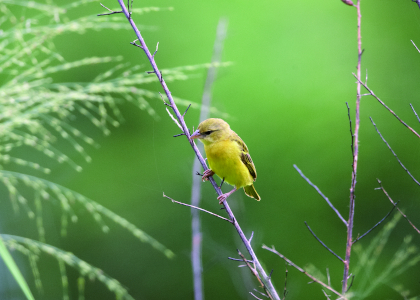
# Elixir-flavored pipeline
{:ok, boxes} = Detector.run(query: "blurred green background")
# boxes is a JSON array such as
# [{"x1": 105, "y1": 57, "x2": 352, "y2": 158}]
[{"x1": 2, "y1": 0, "x2": 420, "y2": 299}]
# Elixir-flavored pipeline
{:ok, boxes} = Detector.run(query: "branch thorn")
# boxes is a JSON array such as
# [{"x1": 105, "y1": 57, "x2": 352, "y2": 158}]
[{"x1": 98, "y1": 3, "x2": 123, "y2": 16}]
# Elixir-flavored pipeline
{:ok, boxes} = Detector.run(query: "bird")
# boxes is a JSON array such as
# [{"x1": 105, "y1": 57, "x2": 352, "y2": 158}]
[{"x1": 190, "y1": 118, "x2": 260, "y2": 204}]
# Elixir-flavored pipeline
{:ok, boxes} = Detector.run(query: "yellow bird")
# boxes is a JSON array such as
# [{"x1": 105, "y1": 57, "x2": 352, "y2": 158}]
[{"x1": 190, "y1": 118, "x2": 260, "y2": 204}]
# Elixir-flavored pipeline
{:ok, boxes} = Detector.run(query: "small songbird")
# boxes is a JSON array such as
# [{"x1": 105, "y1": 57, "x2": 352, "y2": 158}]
[{"x1": 190, "y1": 118, "x2": 260, "y2": 204}]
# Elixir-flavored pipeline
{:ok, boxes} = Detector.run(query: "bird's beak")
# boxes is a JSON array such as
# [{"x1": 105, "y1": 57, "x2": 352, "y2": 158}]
[{"x1": 190, "y1": 129, "x2": 202, "y2": 140}]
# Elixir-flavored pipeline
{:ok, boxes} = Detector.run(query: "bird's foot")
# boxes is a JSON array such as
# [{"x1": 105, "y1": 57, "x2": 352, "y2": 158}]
[
  {"x1": 217, "y1": 187, "x2": 237, "y2": 205},
  {"x1": 217, "y1": 194, "x2": 228, "y2": 205},
  {"x1": 202, "y1": 169, "x2": 215, "y2": 181}
]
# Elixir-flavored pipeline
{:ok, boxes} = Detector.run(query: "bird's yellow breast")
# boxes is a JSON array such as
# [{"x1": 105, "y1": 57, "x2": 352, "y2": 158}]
[{"x1": 204, "y1": 139, "x2": 253, "y2": 188}]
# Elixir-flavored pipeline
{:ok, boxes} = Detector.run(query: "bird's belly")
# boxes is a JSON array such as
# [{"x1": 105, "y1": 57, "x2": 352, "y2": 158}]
[{"x1": 205, "y1": 142, "x2": 253, "y2": 188}]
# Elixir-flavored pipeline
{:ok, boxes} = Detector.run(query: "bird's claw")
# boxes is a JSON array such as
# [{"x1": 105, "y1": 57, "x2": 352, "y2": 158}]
[
  {"x1": 217, "y1": 194, "x2": 228, "y2": 205},
  {"x1": 202, "y1": 169, "x2": 215, "y2": 182}
]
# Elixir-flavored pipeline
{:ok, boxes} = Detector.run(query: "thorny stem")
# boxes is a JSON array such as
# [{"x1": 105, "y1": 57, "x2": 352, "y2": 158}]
[
  {"x1": 343, "y1": 0, "x2": 361, "y2": 294},
  {"x1": 115, "y1": 2, "x2": 280, "y2": 299}
]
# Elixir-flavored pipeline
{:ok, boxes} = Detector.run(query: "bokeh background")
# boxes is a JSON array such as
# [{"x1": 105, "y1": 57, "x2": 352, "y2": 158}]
[{"x1": 1, "y1": 0, "x2": 420, "y2": 299}]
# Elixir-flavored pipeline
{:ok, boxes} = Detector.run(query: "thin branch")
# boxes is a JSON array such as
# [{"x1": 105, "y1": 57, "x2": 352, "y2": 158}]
[
  {"x1": 294, "y1": 165, "x2": 347, "y2": 225},
  {"x1": 343, "y1": 0, "x2": 362, "y2": 293},
  {"x1": 182, "y1": 104, "x2": 192, "y2": 118},
  {"x1": 304, "y1": 222, "x2": 344, "y2": 262},
  {"x1": 354, "y1": 74, "x2": 420, "y2": 140},
  {"x1": 163, "y1": 193, "x2": 232, "y2": 223},
  {"x1": 283, "y1": 267, "x2": 288, "y2": 299},
  {"x1": 152, "y1": 42, "x2": 159, "y2": 60},
  {"x1": 173, "y1": 133, "x2": 185, "y2": 137},
  {"x1": 237, "y1": 250, "x2": 271, "y2": 297},
  {"x1": 346, "y1": 102, "x2": 355, "y2": 162},
  {"x1": 250, "y1": 292, "x2": 264, "y2": 300},
  {"x1": 322, "y1": 290, "x2": 331, "y2": 300},
  {"x1": 345, "y1": 275, "x2": 354, "y2": 293},
  {"x1": 352, "y1": 201, "x2": 398, "y2": 244},
  {"x1": 237, "y1": 250, "x2": 274, "y2": 300},
  {"x1": 97, "y1": 3, "x2": 123, "y2": 16},
  {"x1": 263, "y1": 245, "x2": 344, "y2": 299},
  {"x1": 376, "y1": 179, "x2": 420, "y2": 234},
  {"x1": 228, "y1": 257, "x2": 253, "y2": 263},
  {"x1": 248, "y1": 231, "x2": 254, "y2": 243},
  {"x1": 370, "y1": 117, "x2": 420, "y2": 186},
  {"x1": 113, "y1": 4, "x2": 280, "y2": 299},
  {"x1": 253, "y1": 289, "x2": 270, "y2": 298},
  {"x1": 412, "y1": 40, "x2": 420, "y2": 53},
  {"x1": 410, "y1": 104, "x2": 420, "y2": 123}
]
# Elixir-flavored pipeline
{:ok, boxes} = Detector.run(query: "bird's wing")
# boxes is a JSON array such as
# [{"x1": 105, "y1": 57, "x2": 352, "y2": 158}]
[{"x1": 232, "y1": 133, "x2": 257, "y2": 181}]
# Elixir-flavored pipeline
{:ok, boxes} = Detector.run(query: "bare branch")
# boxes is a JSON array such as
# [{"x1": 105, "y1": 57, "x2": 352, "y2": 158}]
[
  {"x1": 173, "y1": 133, "x2": 185, "y2": 137},
  {"x1": 343, "y1": 0, "x2": 362, "y2": 293},
  {"x1": 304, "y1": 222, "x2": 344, "y2": 262},
  {"x1": 352, "y1": 202, "x2": 397, "y2": 244},
  {"x1": 412, "y1": 40, "x2": 420, "y2": 53},
  {"x1": 370, "y1": 117, "x2": 420, "y2": 186},
  {"x1": 113, "y1": 4, "x2": 279, "y2": 298},
  {"x1": 97, "y1": 3, "x2": 123, "y2": 16},
  {"x1": 182, "y1": 104, "x2": 191, "y2": 118},
  {"x1": 152, "y1": 42, "x2": 159, "y2": 59},
  {"x1": 263, "y1": 245, "x2": 344, "y2": 299},
  {"x1": 294, "y1": 165, "x2": 347, "y2": 225},
  {"x1": 163, "y1": 193, "x2": 232, "y2": 223},
  {"x1": 228, "y1": 257, "x2": 253, "y2": 263},
  {"x1": 376, "y1": 179, "x2": 420, "y2": 234},
  {"x1": 346, "y1": 102, "x2": 355, "y2": 162},
  {"x1": 250, "y1": 292, "x2": 264, "y2": 300},
  {"x1": 410, "y1": 104, "x2": 420, "y2": 123},
  {"x1": 166, "y1": 108, "x2": 182, "y2": 130},
  {"x1": 322, "y1": 289, "x2": 331, "y2": 300},
  {"x1": 248, "y1": 231, "x2": 254, "y2": 243},
  {"x1": 354, "y1": 74, "x2": 420, "y2": 140},
  {"x1": 237, "y1": 250, "x2": 274, "y2": 300}
]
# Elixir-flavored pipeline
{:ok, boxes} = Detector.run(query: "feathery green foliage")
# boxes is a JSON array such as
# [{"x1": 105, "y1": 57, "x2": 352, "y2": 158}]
[
  {"x1": 2, "y1": 234, "x2": 135, "y2": 300},
  {"x1": 351, "y1": 213, "x2": 420, "y2": 299},
  {"x1": 0, "y1": 0, "x2": 229, "y2": 298}
]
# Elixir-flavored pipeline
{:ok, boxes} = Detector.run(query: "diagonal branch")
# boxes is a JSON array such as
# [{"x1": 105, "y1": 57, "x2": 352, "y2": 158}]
[
  {"x1": 376, "y1": 179, "x2": 420, "y2": 234},
  {"x1": 354, "y1": 74, "x2": 420, "y2": 140},
  {"x1": 164, "y1": 194, "x2": 232, "y2": 223},
  {"x1": 114, "y1": 2, "x2": 280, "y2": 299},
  {"x1": 370, "y1": 117, "x2": 420, "y2": 186},
  {"x1": 304, "y1": 222, "x2": 344, "y2": 262},
  {"x1": 262, "y1": 245, "x2": 344, "y2": 299},
  {"x1": 352, "y1": 202, "x2": 398, "y2": 244},
  {"x1": 294, "y1": 165, "x2": 347, "y2": 225}
]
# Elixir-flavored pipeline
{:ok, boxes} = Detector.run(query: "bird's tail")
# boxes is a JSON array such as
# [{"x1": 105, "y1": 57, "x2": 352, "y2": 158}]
[{"x1": 244, "y1": 184, "x2": 261, "y2": 201}]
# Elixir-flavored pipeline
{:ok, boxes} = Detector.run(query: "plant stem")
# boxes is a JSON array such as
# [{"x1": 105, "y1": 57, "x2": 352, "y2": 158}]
[
  {"x1": 343, "y1": 0, "x2": 361, "y2": 294},
  {"x1": 116, "y1": 2, "x2": 280, "y2": 299}
]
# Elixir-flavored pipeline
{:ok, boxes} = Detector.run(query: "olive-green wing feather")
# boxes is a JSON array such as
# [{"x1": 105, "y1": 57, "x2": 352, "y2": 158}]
[{"x1": 231, "y1": 133, "x2": 257, "y2": 181}]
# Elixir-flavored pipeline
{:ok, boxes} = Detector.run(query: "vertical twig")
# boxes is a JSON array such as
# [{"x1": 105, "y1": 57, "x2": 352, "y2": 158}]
[
  {"x1": 343, "y1": 0, "x2": 361, "y2": 294},
  {"x1": 191, "y1": 17, "x2": 228, "y2": 300},
  {"x1": 115, "y1": 2, "x2": 280, "y2": 299}
]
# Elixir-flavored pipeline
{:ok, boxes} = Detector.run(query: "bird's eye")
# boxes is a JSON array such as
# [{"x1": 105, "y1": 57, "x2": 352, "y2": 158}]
[{"x1": 203, "y1": 130, "x2": 212, "y2": 136}]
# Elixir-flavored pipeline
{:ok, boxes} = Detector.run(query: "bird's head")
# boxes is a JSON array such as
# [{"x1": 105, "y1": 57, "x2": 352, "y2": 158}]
[{"x1": 190, "y1": 118, "x2": 230, "y2": 145}]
